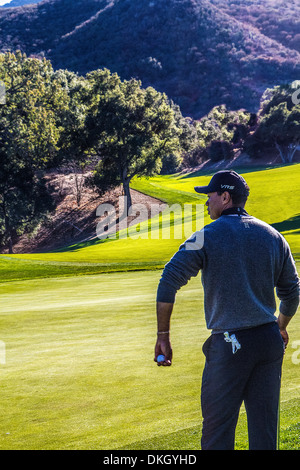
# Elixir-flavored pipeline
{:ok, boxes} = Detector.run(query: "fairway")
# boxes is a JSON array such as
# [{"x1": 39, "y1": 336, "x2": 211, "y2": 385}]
[
  {"x1": 0, "y1": 164, "x2": 299, "y2": 450},
  {"x1": 0, "y1": 267, "x2": 300, "y2": 450},
  {"x1": 1, "y1": 163, "x2": 299, "y2": 276},
  {"x1": 0, "y1": 271, "x2": 205, "y2": 450}
]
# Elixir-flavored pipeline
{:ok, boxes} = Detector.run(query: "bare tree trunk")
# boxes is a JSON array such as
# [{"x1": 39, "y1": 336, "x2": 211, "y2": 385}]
[
  {"x1": 2, "y1": 202, "x2": 13, "y2": 254},
  {"x1": 121, "y1": 165, "x2": 132, "y2": 216},
  {"x1": 6, "y1": 229, "x2": 13, "y2": 254},
  {"x1": 275, "y1": 140, "x2": 300, "y2": 163},
  {"x1": 74, "y1": 171, "x2": 85, "y2": 206},
  {"x1": 122, "y1": 178, "x2": 132, "y2": 216},
  {"x1": 275, "y1": 141, "x2": 287, "y2": 163},
  {"x1": 287, "y1": 143, "x2": 299, "y2": 163}
]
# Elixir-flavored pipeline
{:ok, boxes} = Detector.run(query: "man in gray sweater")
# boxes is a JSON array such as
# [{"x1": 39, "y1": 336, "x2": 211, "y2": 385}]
[{"x1": 154, "y1": 170, "x2": 300, "y2": 450}]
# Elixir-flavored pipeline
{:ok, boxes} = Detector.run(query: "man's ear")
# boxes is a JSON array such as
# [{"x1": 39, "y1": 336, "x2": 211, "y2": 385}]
[{"x1": 222, "y1": 191, "x2": 231, "y2": 203}]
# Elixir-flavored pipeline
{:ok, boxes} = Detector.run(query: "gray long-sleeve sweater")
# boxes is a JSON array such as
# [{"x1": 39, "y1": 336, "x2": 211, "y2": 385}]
[{"x1": 157, "y1": 213, "x2": 300, "y2": 333}]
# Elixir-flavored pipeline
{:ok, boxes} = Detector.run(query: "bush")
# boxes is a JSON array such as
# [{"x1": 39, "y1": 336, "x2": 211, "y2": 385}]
[{"x1": 207, "y1": 140, "x2": 234, "y2": 161}]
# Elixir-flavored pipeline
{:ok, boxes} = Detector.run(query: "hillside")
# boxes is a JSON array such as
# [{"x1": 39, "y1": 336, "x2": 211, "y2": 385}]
[
  {"x1": 0, "y1": 0, "x2": 41, "y2": 8},
  {"x1": 0, "y1": 163, "x2": 298, "y2": 288},
  {"x1": 0, "y1": 0, "x2": 299, "y2": 118},
  {"x1": 210, "y1": 0, "x2": 300, "y2": 53},
  {"x1": 7, "y1": 170, "x2": 165, "y2": 254}
]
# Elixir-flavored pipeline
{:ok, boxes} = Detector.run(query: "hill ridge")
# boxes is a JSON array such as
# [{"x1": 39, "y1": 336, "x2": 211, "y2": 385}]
[{"x1": 0, "y1": 0, "x2": 299, "y2": 116}]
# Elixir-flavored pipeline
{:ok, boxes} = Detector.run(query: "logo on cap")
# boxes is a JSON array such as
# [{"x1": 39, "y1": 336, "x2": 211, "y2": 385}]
[{"x1": 221, "y1": 184, "x2": 235, "y2": 190}]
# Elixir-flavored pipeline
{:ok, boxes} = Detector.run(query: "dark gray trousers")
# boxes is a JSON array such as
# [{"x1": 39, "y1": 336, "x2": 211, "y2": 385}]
[{"x1": 201, "y1": 322, "x2": 284, "y2": 450}]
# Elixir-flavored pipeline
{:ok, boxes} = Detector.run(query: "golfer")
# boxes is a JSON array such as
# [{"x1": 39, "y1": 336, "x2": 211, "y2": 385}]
[{"x1": 154, "y1": 170, "x2": 300, "y2": 450}]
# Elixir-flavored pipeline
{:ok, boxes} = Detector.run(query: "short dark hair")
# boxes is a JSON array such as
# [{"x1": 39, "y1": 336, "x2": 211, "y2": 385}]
[{"x1": 218, "y1": 184, "x2": 250, "y2": 207}]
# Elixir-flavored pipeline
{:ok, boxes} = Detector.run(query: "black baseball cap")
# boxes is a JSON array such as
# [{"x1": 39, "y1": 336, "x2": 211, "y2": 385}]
[{"x1": 194, "y1": 170, "x2": 249, "y2": 196}]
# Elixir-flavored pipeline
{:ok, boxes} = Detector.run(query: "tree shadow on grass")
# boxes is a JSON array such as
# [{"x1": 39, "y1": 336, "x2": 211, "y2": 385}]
[
  {"x1": 181, "y1": 162, "x2": 299, "y2": 179},
  {"x1": 271, "y1": 214, "x2": 300, "y2": 233}
]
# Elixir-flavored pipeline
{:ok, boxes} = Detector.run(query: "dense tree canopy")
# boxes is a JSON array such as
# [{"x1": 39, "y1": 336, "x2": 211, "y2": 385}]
[
  {"x1": 0, "y1": 53, "x2": 190, "y2": 250},
  {"x1": 0, "y1": 50, "x2": 298, "y2": 253},
  {"x1": 245, "y1": 83, "x2": 300, "y2": 163},
  {"x1": 84, "y1": 70, "x2": 183, "y2": 214},
  {"x1": 0, "y1": 51, "x2": 67, "y2": 252}
]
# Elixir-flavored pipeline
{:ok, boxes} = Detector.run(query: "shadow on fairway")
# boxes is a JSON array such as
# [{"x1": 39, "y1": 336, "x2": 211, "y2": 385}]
[
  {"x1": 181, "y1": 162, "x2": 298, "y2": 179},
  {"x1": 271, "y1": 214, "x2": 300, "y2": 233}
]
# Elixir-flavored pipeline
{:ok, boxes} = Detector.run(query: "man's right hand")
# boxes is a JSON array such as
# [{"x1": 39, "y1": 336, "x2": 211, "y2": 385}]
[
  {"x1": 154, "y1": 334, "x2": 172, "y2": 366},
  {"x1": 155, "y1": 301, "x2": 174, "y2": 366}
]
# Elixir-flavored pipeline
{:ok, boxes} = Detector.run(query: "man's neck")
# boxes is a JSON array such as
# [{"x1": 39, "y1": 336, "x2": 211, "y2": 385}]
[{"x1": 221, "y1": 206, "x2": 248, "y2": 216}]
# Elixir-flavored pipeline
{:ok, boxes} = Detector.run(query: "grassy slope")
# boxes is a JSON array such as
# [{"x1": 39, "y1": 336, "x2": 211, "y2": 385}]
[
  {"x1": 130, "y1": 163, "x2": 300, "y2": 257},
  {"x1": 0, "y1": 163, "x2": 299, "y2": 283},
  {"x1": 0, "y1": 163, "x2": 299, "y2": 450}
]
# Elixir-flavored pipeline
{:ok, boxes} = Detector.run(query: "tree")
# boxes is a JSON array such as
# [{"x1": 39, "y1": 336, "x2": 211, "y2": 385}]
[
  {"x1": 207, "y1": 140, "x2": 234, "y2": 162},
  {"x1": 164, "y1": 102, "x2": 200, "y2": 172},
  {"x1": 0, "y1": 51, "x2": 66, "y2": 252},
  {"x1": 53, "y1": 69, "x2": 95, "y2": 206},
  {"x1": 185, "y1": 105, "x2": 251, "y2": 164},
  {"x1": 85, "y1": 70, "x2": 182, "y2": 214},
  {"x1": 54, "y1": 69, "x2": 93, "y2": 165},
  {"x1": 245, "y1": 83, "x2": 300, "y2": 163},
  {"x1": 262, "y1": 103, "x2": 300, "y2": 163}
]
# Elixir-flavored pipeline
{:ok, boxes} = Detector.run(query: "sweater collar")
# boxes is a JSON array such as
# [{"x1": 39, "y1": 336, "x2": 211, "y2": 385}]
[{"x1": 221, "y1": 207, "x2": 249, "y2": 217}]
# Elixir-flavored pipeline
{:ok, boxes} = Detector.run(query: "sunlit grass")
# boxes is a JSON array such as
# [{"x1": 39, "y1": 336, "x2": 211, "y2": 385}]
[
  {"x1": 0, "y1": 163, "x2": 299, "y2": 282},
  {"x1": 0, "y1": 163, "x2": 299, "y2": 449},
  {"x1": 0, "y1": 267, "x2": 299, "y2": 450}
]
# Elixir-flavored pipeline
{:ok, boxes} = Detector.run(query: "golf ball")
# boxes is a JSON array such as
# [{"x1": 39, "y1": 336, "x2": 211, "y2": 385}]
[{"x1": 157, "y1": 354, "x2": 165, "y2": 362}]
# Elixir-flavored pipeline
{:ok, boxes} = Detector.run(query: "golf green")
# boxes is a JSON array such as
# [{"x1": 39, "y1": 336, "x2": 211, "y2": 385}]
[
  {"x1": 0, "y1": 163, "x2": 299, "y2": 449},
  {"x1": 0, "y1": 268, "x2": 299, "y2": 450}
]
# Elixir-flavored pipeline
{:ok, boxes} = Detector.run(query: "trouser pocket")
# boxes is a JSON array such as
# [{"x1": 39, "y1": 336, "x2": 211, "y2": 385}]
[{"x1": 202, "y1": 335, "x2": 212, "y2": 360}]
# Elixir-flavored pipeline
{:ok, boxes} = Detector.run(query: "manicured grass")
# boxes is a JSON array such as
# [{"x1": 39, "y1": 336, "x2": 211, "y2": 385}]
[
  {"x1": 131, "y1": 162, "x2": 300, "y2": 257},
  {"x1": 0, "y1": 163, "x2": 299, "y2": 450},
  {"x1": 0, "y1": 163, "x2": 299, "y2": 284},
  {"x1": 0, "y1": 268, "x2": 299, "y2": 450},
  {"x1": 0, "y1": 271, "x2": 204, "y2": 449}
]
